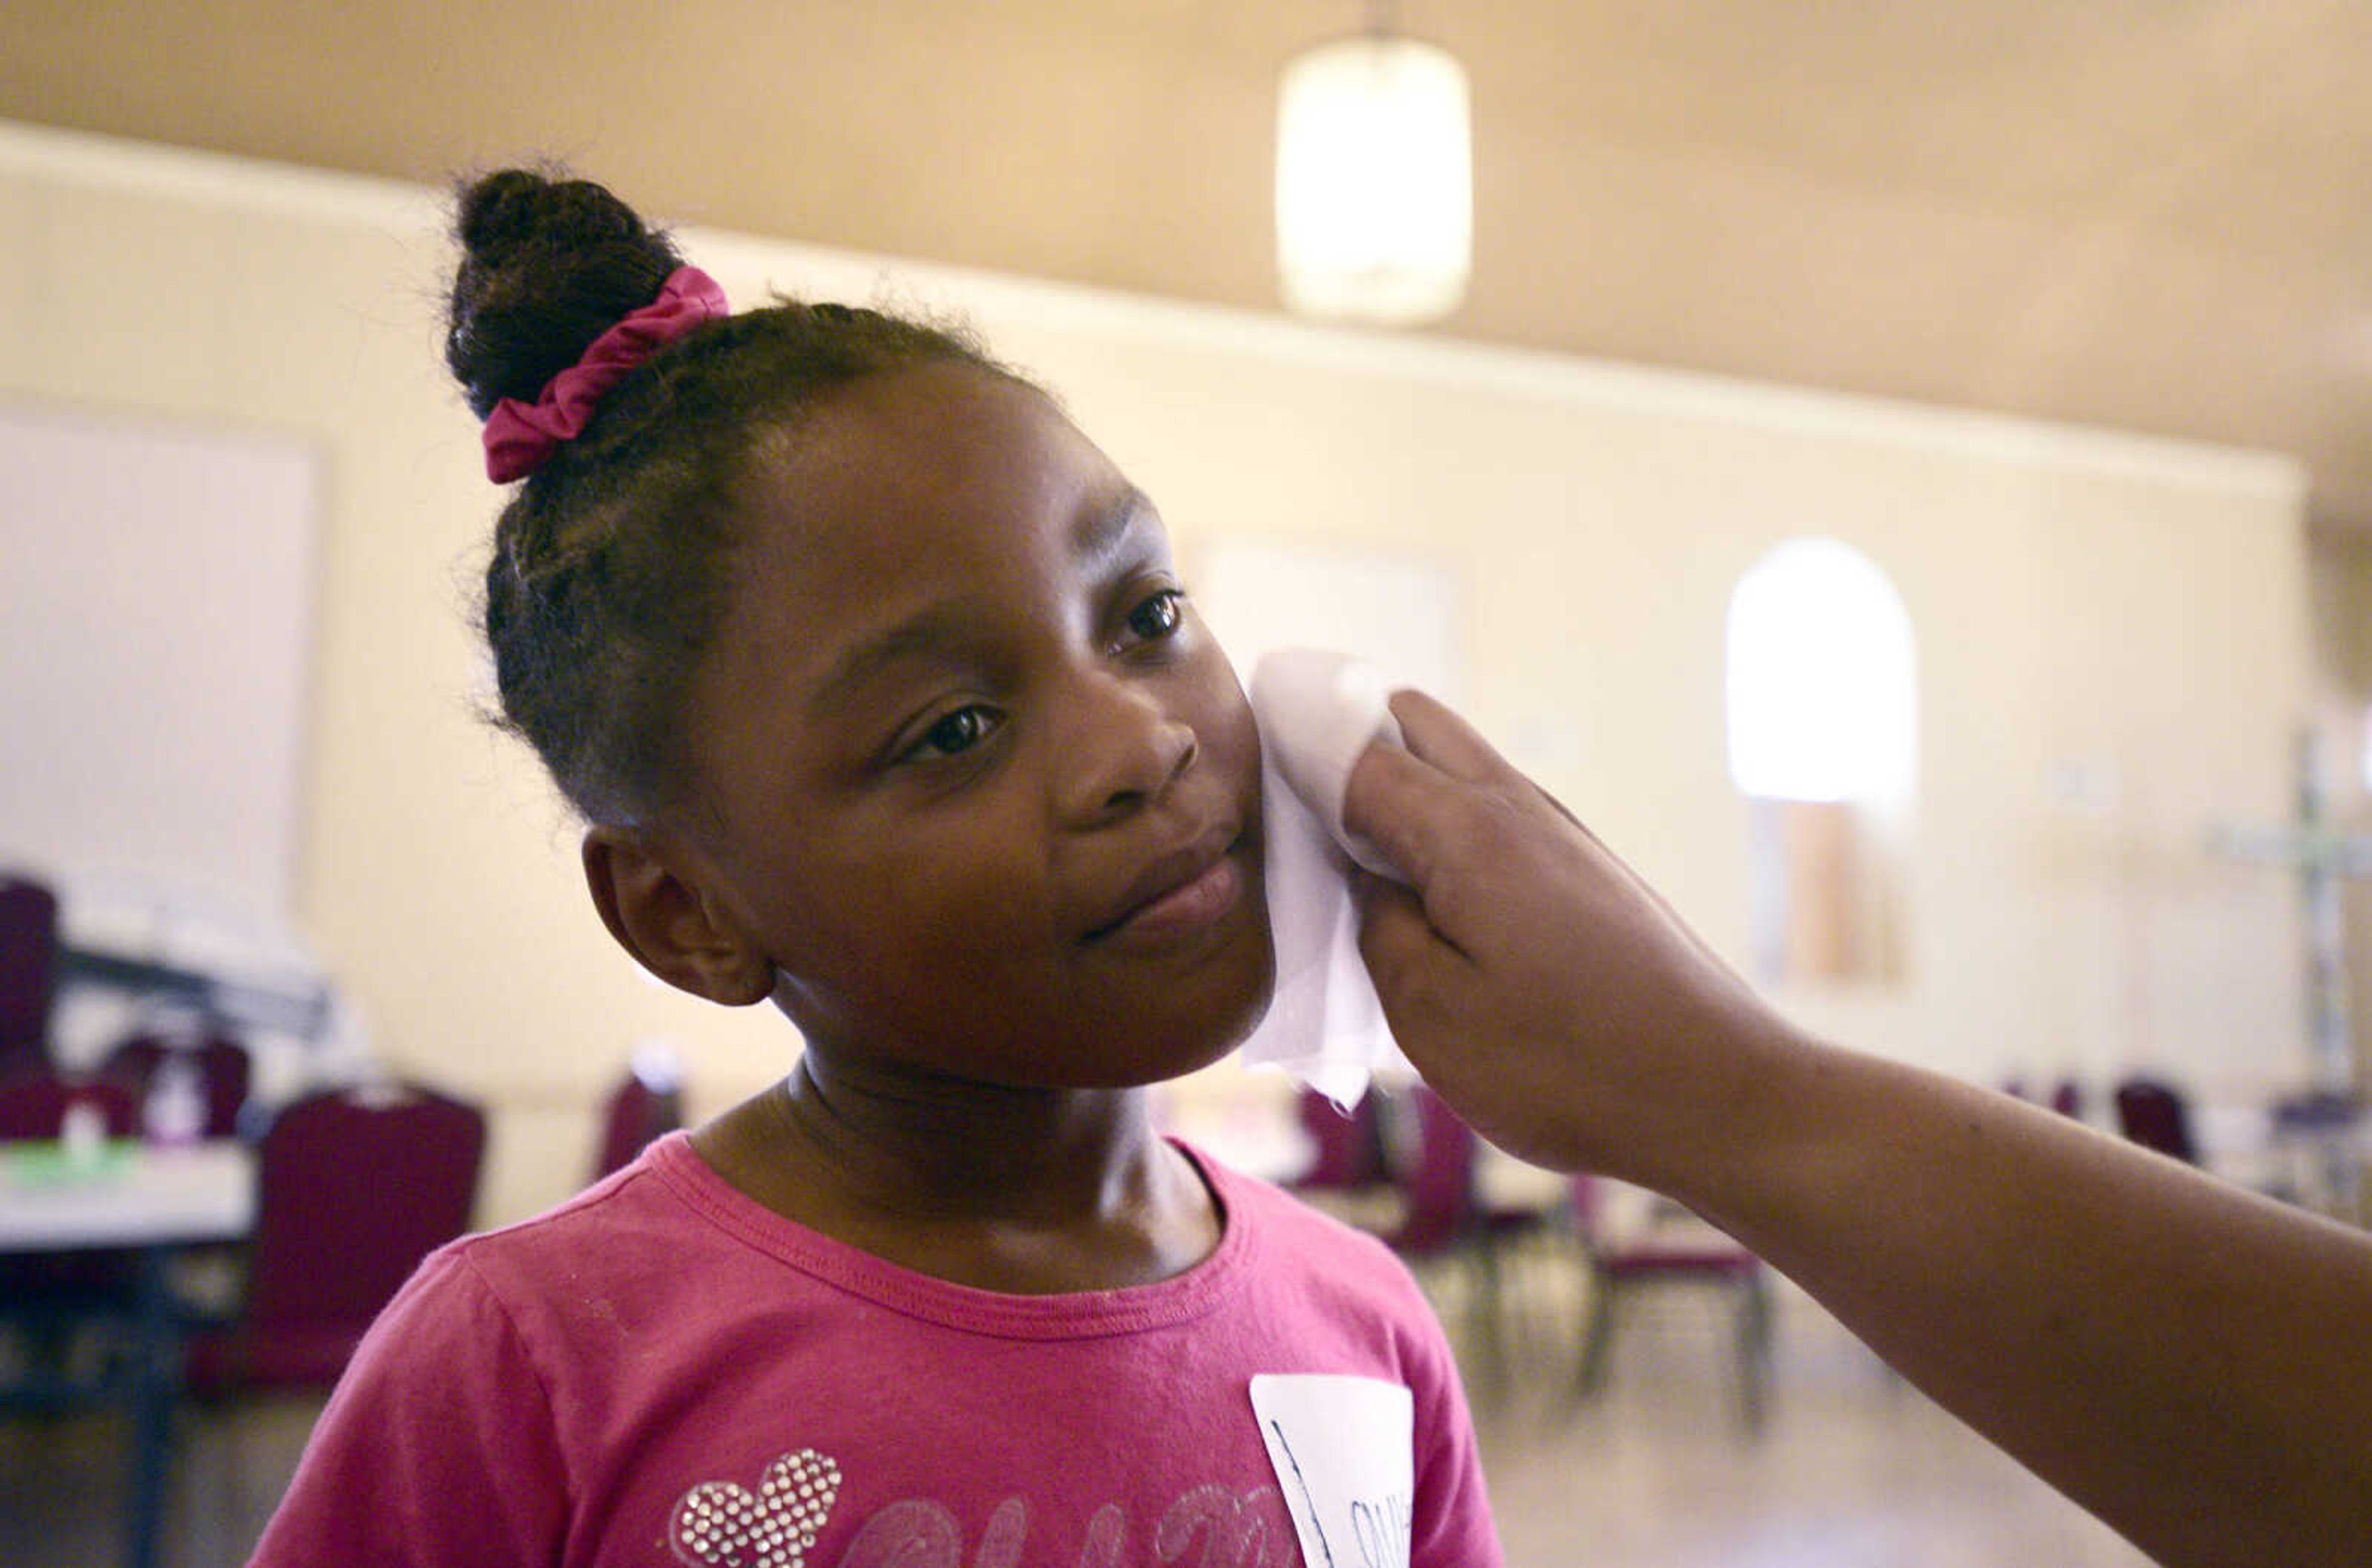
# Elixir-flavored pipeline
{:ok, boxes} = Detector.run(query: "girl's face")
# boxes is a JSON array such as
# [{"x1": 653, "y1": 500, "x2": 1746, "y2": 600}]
[{"x1": 676, "y1": 361, "x2": 1273, "y2": 1090}]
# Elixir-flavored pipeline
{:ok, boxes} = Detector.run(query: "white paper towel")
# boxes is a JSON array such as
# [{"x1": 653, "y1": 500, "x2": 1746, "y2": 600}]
[{"x1": 1236, "y1": 649, "x2": 1411, "y2": 1108}]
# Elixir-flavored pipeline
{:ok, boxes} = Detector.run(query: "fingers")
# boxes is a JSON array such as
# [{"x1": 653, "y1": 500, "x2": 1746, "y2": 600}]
[
  {"x1": 1339, "y1": 742, "x2": 1455, "y2": 887},
  {"x1": 1352, "y1": 873, "x2": 1472, "y2": 1051},
  {"x1": 1384, "y1": 689, "x2": 1519, "y2": 786},
  {"x1": 1352, "y1": 868, "x2": 1469, "y2": 968},
  {"x1": 1340, "y1": 690, "x2": 1520, "y2": 886}
]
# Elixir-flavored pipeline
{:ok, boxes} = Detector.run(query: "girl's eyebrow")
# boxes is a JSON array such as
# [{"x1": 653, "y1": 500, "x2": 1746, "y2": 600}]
[
  {"x1": 811, "y1": 486, "x2": 1161, "y2": 715},
  {"x1": 809, "y1": 603, "x2": 975, "y2": 714},
  {"x1": 1074, "y1": 485, "x2": 1158, "y2": 573}
]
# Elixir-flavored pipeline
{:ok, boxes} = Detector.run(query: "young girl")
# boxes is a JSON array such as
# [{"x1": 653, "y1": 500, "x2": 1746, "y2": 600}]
[{"x1": 246, "y1": 170, "x2": 1499, "y2": 1567}]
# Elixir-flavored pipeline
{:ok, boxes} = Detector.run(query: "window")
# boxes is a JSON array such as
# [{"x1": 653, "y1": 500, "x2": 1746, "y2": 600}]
[{"x1": 1726, "y1": 538, "x2": 1916, "y2": 982}]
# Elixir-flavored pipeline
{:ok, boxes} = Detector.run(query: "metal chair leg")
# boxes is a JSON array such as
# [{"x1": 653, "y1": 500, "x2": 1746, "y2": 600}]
[
  {"x1": 1575, "y1": 1260, "x2": 1616, "y2": 1398},
  {"x1": 1734, "y1": 1269, "x2": 1774, "y2": 1435}
]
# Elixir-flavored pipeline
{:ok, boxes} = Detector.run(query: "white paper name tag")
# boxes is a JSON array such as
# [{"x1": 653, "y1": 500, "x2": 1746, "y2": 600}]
[{"x1": 1248, "y1": 1373, "x2": 1415, "y2": 1568}]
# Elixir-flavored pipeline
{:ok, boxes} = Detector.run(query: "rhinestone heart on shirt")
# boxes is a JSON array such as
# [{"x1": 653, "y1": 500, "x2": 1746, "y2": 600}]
[{"x1": 671, "y1": 1449, "x2": 843, "y2": 1568}]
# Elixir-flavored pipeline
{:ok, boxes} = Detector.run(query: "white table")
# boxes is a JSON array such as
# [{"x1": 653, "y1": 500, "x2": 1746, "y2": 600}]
[
  {"x1": 1, "y1": 1140, "x2": 255, "y2": 1251},
  {"x1": 1, "y1": 1139, "x2": 256, "y2": 1568}
]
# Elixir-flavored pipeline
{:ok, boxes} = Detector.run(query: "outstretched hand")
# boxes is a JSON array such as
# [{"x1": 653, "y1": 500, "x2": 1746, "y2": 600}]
[
  {"x1": 1342, "y1": 690, "x2": 1799, "y2": 1187},
  {"x1": 1347, "y1": 690, "x2": 2372, "y2": 1568}
]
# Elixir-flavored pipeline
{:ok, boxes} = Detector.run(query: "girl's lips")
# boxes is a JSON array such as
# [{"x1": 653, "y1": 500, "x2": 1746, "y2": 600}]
[{"x1": 1088, "y1": 848, "x2": 1246, "y2": 949}]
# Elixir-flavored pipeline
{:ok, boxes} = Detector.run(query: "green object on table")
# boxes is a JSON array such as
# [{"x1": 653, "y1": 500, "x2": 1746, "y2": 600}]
[{"x1": 5, "y1": 1138, "x2": 138, "y2": 1187}]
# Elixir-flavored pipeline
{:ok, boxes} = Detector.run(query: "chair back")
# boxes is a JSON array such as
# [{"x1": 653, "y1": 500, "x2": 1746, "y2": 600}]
[
  {"x1": 1290, "y1": 1086, "x2": 1390, "y2": 1191},
  {"x1": 103, "y1": 1032, "x2": 253, "y2": 1140},
  {"x1": 592, "y1": 1054, "x2": 684, "y2": 1180},
  {"x1": 1391, "y1": 1086, "x2": 1481, "y2": 1254},
  {"x1": 0, "y1": 876, "x2": 59, "y2": 1073},
  {"x1": 0, "y1": 1070, "x2": 142, "y2": 1352},
  {"x1": 1567, "y1": 1171, "x2": 1610, "y2": 1236},
  {"x1": 2114, "y1": 1076, "x2": 2198, "y2": 1164},
  {"x1": 0, "y1": 1070, "x2": 137, "y2": 1140},
  {"x1": 204, "y1": 1083, "x2": 485, "y2": 1389}
]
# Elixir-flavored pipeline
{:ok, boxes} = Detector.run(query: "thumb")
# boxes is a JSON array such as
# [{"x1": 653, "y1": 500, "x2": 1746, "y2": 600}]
[
  {"x1": 1352, "y1": 871, "x2": 1471, "y2": 1038},
  {"x1": 1339, "y1": 690, "x2": 1523, "y2": 889},
  {"x1": 1339, "y1": 740, "x2": 1458, "y2": 889}
]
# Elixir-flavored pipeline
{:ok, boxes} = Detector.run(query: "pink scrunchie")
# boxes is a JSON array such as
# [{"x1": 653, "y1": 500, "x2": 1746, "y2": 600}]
[{"x1": 481, "y1": 266, "x2": 731, "y2": 483}]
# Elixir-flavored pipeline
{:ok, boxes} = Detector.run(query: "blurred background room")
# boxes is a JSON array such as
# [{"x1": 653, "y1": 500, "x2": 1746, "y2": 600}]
[{"x1": 4, "y1": 4, "x2": 2371, "y2": 1565}]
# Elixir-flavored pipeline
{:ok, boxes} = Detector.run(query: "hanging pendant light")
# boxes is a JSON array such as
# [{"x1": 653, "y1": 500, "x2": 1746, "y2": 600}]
[{"x1": 1275, "y1": 4, "x2": 1472, "y2": 325}]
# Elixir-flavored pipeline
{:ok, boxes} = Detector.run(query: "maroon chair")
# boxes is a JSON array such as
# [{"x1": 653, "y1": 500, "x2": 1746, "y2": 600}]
[
  {"x1": 1386, "y1": 1087, "x2": 1487, "y2": 1255},
  {"x1": 1285, "y1": 1084, "x2": 1391, "y2": 1194},
  {"x1": 591, "y1": 1050, "x2": 684, "y2": 1182},
  {"x1": 0, "y1": 1069, "x2": 138, "y2": 1140},
  {"x1": 1384, "y1": 1086, "x2": 1547, "y2": 1380},
  {"x1": 0, "y1": 876, "x2": 61, "y2": 1079},
  {"x1": 1572, "y1": 1173, "x2": 1773, "y2": 1432},
  {"x1": 0, "y1": 1071, "x2": 143, "y2": 1362},
  {"x1": 101, "y1": 1033, "x2": 254, "y2": 1141},
  {"x1": 185, "y1": 1083, "x2": 485, "y2": 1394},
  {"x1": 2114, "y1": 1075, "x2": 2198, "y2": 1165}
]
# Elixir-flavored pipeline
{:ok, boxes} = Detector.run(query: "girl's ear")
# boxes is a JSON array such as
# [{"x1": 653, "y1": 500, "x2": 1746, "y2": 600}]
[{"x1": 581, "y1": 827, "x2": 776, "y2": 1006}]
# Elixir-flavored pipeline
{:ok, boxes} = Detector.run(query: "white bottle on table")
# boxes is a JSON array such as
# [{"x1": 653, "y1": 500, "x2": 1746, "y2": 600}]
[
  {"x1": 60, "y1": 1096, "x2": 109, "y2": 1168},
  {"x1": 143, "y1": 1052, "x2": 206, "y2": 1146}
]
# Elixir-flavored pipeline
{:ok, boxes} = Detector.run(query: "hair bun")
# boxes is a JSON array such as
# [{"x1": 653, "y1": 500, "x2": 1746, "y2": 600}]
[{"x1": 445, "y1": 168, "x2": 684, "y2": 419}]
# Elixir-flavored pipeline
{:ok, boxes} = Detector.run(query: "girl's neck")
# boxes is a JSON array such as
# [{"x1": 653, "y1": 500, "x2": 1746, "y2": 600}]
[
  {"x1": 690, "y1": 1054, "x2": 1222, "y2": 1293},
  {"x1": 780, "y1": 1052, "x2": 1169, "y2": 1222}
]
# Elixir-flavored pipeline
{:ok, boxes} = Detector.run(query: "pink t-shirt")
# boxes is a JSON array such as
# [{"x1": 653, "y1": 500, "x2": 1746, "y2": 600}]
[{"x1": 248, "y1": 1133, "x2": 1499, "y2": 1567}]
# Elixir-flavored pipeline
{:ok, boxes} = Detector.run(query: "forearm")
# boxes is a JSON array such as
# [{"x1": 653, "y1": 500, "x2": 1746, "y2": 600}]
[
  {"x1": 1682, "y1": 1039, "x2": 2372, "y2": 1568},
  {"x1": 1339, "y1": 692, "x2": 2372, "y2": 1562}
]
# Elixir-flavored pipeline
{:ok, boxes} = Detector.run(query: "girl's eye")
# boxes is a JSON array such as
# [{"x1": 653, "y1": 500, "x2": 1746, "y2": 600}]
[
  {"x1": 1122, "y1": 589, "x2": 1186, "y2": 645},
  {"x1": 902, "y1": 705, "x2": 1001, "y2": 763}
]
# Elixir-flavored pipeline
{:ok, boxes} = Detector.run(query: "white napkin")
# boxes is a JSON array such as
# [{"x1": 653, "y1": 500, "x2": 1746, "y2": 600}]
[{"x1": 1236, "y1": 649, "x2": 1412, "y2": 1109}]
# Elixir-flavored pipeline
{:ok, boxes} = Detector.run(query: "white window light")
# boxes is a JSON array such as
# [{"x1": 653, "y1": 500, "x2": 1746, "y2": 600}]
[
  {"x1": 1726, "y1": 538, "x2": 1918, "y2": 803},
  {"x1": 1276, "y1": 25, "x2": 1472, "y2": 325}
]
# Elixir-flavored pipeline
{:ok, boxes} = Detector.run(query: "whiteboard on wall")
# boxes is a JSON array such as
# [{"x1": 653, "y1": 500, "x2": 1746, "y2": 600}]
[{"x1": 0, "y1": 403, "x2": 320, "y2": 937}]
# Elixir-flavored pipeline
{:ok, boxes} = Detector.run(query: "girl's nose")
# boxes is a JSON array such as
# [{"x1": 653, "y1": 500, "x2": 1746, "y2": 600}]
[{"x1": 1055, "y1": 673, "x2": 1199, "y2": 826}]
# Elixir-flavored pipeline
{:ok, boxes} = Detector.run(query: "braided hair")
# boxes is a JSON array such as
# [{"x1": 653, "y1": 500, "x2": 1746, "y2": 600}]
[{"x1": 444, "y1": 168, "x2": 1009, "y2": 823}]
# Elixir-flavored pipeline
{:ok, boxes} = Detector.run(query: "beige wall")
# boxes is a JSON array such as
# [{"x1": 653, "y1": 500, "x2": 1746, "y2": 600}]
[{"x1": 0, "y1": 124, "x2": 2313, "y2": 1225}]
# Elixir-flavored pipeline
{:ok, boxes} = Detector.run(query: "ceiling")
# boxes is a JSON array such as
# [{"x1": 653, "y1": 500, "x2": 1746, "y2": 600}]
[{"x1": 8, "y1": 1, "x2": 2371, "y2": 523}]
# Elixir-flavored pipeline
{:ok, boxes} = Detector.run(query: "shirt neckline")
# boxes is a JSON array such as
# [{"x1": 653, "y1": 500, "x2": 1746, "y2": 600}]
[{"x1": 643, "y1": 1130, "x2": 1256, "y2": 1341}]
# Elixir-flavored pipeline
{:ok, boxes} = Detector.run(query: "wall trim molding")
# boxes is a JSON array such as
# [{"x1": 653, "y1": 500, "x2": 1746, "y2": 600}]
[{"x1": 0, "y1": 115, "x2": 2306, "y2": 509}]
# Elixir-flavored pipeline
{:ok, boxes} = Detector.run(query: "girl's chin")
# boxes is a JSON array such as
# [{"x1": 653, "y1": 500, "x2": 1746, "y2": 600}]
[{"x1": 1069, "y1": 987, "x2": 1277, "y2": 1091}]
